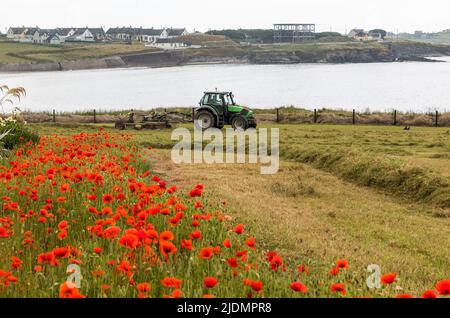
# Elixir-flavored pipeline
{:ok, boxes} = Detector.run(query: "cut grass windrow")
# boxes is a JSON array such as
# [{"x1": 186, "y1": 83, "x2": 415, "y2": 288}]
[{"x1": 282, "y1": 146, "x2": 450, "y2": 210}]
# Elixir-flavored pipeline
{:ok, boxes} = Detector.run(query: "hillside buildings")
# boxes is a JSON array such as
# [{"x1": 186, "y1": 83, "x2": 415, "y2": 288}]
[{"x1": 6, "y1": 26, "x2": 188, "y2": 45}]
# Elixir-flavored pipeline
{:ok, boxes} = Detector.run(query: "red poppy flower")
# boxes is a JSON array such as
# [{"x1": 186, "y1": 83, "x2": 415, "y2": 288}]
[
  {"x1": 102, "y1": 194, "x2": 114, "y2": 204},
  {"x1": 58, "y1": 220, "x2": 68, "y2": 230},
  {"x1": 59, "y1": 282, "x2": 85, "y2": 298},
  {"x1": 59, "y1": 184, "x2": 70, "y2": 193},
  {"x1": 137, "y1": 282, "x2": 151, "y2": 298},
  {"x1": 101, "y1": 284, "x2": 110, "y2": 292},
  {"x1": 171, "y1": 289, "x2": 182, "y2": 298},
  {"x1": 57, "y1": 230, "x2": 68, "y2": 240},
  {"x1": 329, "y1": 266, "x2": 340, "y2": 276},
  {"x1": 436, "y1": 279, "x2": 450, "y2": 295},
  {"x1": 160, "y1": 241, "x2": 177, "y2": 261},
  {"x1": 119, "y1": 234, "x2": 140, "y2": 250},
  {"x1": 0, "y1": 226, "x2": 12, "y2": 238},
  {"x1": 11, "y1": 256, "x2": 23, "y2": 270},
  {"x1": 194, "y1": 201, "x2": 204, "y2": 209},
  {"x1": 190, "y1": 230, "x2": 202, "y2": 240},
  {"x1": 161, "y1": 277, "x2": 182, "y2": 289},
  {"x1": 204, "y1": 277, "x2": 218, "y2": 288},
  {"x1": 199, "y1": 247, "x2": 214, "y2": 260},
  {"x1": 103, "y1": 226, "x2": 121, "y2": 239},
  {"x1": 222, "y1": 239, "x2": 232, "y2": 248},
  {"x1": 290, "y1": 282, "x2": 308, "y2": 293},
  {"x1": 330, "y1": 283, "x2": 346, "y2": 296},
  {"x1": 181, "y1": 239, "x2": 193, "y2": 251},
  {"x1": 421, "y1": 290, "x2": 437, "y2": 298},
  {"x1": 160, "y1": 230, "x2": 174, "y2": 242},
  {"x1": 117, "y1": 260, "x2": 133, "y2": 277},
  {"x1": 91, "y1": 269, "x2": 105, "y2": 277},
  {"x1": 336, "y1": 259, "x2": 348, "y2": 269},
  {"x1": 227, "y1": 258, "x2": 239, "y2": 268},
  {"x1": 381, "y1": 273, "x2": 397, "y2": 285},
  {"x1": 245, "y1": 237, "x2": 255, "y2": 249},
  {"x1": 38, "y1": 252, "x2": 59, "y2": 266},
  {"x1": 250, "y1": 281, "x2": 263, "y2": 292},
  {"x1": 93, "y1": 247, "x2": 102, "y2": 254},
  {"x1": 297, "y1": 265, "x2": 309, "y2": 274},
  {"x1": 396, "y1": 294, "x2": 413, "y2": 298},
  {"x1": 233, "y1": 224, "x2": 244, "y2": 234},
  {"x1": 53, "y1": 247, "x2": 70, "y2": 258},
  {"x1": 188, "y1": 188, "x2": 202, "y2": 197}
]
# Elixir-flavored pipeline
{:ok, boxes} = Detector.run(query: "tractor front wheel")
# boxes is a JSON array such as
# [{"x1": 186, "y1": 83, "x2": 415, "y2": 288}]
[
  {"x1": 231, "y1": 115, "x2": 249, "y2": 130},
  {"x1": 194, "y1": 111, "x2": 215, "y2": 130}
]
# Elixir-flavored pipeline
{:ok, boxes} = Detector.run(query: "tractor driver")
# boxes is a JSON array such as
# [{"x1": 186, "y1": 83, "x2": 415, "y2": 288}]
[{"x1": 128, "y1": 109, "x2": 135, "y2": 123}]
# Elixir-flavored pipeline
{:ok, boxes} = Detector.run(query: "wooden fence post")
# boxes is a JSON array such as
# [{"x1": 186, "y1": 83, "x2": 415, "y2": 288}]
[
  {"x1": 435, "y1": 110, "x2": 439, "y2": 127},
  {"x1": 314, "y1": 109, "x2": 317, "y2": 123},
  {"x1": 93, "y1": 109, "x2": 96, "y2": 123},
  {"x1": 276, "y1": 108, "x2": 280, "y2": 123},
  {"x1": 352, "y1": 109, "x2": 356, "y2": 125},
  {"x1": 393, "y1": 110, "x2": 397, "y2": 126},
  {"x1": 53, "y1": 109, "x2": 56, "y2": 123}
]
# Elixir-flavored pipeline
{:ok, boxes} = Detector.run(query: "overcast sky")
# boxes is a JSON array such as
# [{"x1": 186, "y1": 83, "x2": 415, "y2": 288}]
[{"x1": 1, "y1": 0, "x2": 449, "y2": 34}]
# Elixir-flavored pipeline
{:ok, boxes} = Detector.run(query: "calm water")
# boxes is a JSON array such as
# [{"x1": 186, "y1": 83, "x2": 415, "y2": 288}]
[{"x1": 1, "y1": 57, "x2": 450, "y2": 113}]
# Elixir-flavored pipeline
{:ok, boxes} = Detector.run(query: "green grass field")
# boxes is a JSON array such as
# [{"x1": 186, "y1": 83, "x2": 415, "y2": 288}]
[
  {"x1": 0, "y1": 41, "x2": 160, "y2": 63},
  {"x1": 28, "y1": 123, "x2": 450, "y2": 294}
]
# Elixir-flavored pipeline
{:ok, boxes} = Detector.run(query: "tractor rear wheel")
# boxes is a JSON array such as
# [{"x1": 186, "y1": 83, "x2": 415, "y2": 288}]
[
  {"x1": 115, "y1": 122, "x2": 125, "y2": 130},
  {"x1": 231, "y1": 115, "x2": 249, "y2": 130},
  {"x1": 194, "y1": 111, "x2": 215, "y2": 130}
]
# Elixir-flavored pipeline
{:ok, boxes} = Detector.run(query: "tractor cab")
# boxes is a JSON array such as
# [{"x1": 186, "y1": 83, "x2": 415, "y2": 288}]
[{"x1": 195, "y1": 91, "x2": 257, "y2": 130}]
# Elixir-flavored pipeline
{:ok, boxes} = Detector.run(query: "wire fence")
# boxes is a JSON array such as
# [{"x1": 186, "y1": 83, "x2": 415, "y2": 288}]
[{"x1": 20, "y1": 108, "x2": 450, "y2": 127}]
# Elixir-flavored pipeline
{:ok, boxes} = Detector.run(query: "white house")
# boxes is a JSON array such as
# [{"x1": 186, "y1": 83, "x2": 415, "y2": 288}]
[
  {"x1": 6, "y1": 27, "x2": 28, "y2": 40},
  {"x1": 166, "y1": 28, "x2": 189, "y2": 39},
  {"x1": 65, "y1": 28, "x2": 94, "y2": 42},
  {"x1": 32, "y1": 29, "x2": 53, "y2": 43},
  {"x1": 106, "y1": 27, "x2": 142, "y2": 41},
  {"x1": 46, "y1": 34, "x2": 62, "y2": 45},
  {"x1": 141, "y1": 28, "x2": 167, "y2": 42},
  {"x1": 18, "y1": 27, "x2": 40, "y2": 43},
  {"x1": 88, "y1": 28, "x2": 106, "y2": 41},
  {"x1": 55, "y1": 28, "x2": 76, "y2": 41}
]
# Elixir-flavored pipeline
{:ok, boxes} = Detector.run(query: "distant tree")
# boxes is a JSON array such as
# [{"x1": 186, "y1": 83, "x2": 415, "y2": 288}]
[
  {"x1": 316, "y1": 32, "x2": 343, "y2": 38},
  {"x1": 240, "y1": 29, "x2": 274, "y2": 43},
  {"x1": 369, "y1": 29, "x2": 387, "y2": 39},
  {"x1": 206, "y1": 30, "x2": 246, "y2": 43},
  {"x1": 207, "y1": 29, "x2": 274, "y2": 44}
]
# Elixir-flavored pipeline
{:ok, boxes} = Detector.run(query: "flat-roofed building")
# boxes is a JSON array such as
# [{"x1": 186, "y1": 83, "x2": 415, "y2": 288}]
[{"x1": 274, "y1": 23, "x2": 315, "y2": 43}]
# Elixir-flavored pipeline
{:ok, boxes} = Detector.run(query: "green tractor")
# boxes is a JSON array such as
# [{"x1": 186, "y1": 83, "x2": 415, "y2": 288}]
[{"x1": 194, "y1": 91, "x2": 257, "y2": 130}]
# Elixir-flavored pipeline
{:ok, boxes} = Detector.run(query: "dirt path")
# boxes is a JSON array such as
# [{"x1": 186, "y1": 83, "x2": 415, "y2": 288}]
[{"x1": 148, "y1": 149, "x2": 450, "y2": 291}]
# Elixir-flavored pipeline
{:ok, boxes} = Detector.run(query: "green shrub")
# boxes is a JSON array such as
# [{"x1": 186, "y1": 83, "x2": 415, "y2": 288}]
[{"x1": 0, "y1": 116, "x2": 39, "y2": 150}]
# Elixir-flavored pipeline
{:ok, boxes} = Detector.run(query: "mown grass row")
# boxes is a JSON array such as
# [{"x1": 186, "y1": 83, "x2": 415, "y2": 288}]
[{"x1": 282, "y1": 146, "x2": 450, "y2": 210}]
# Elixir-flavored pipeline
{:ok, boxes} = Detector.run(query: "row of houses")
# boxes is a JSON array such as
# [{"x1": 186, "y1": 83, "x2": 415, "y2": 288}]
[
  {"x1": 6, "y1": 27, "x2": 106, "y2": 44},
  {"x1": 105, "y1": 27, "x2": 188, "y2": 42},
  {"x1": 6, "y1": 26, "x2": 188, "y2": 45}
]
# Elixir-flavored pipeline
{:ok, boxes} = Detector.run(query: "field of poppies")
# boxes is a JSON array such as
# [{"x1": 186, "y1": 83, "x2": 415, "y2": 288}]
[{"x1": 0, "y1": 129, "x2": 449, "y2": 298}]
